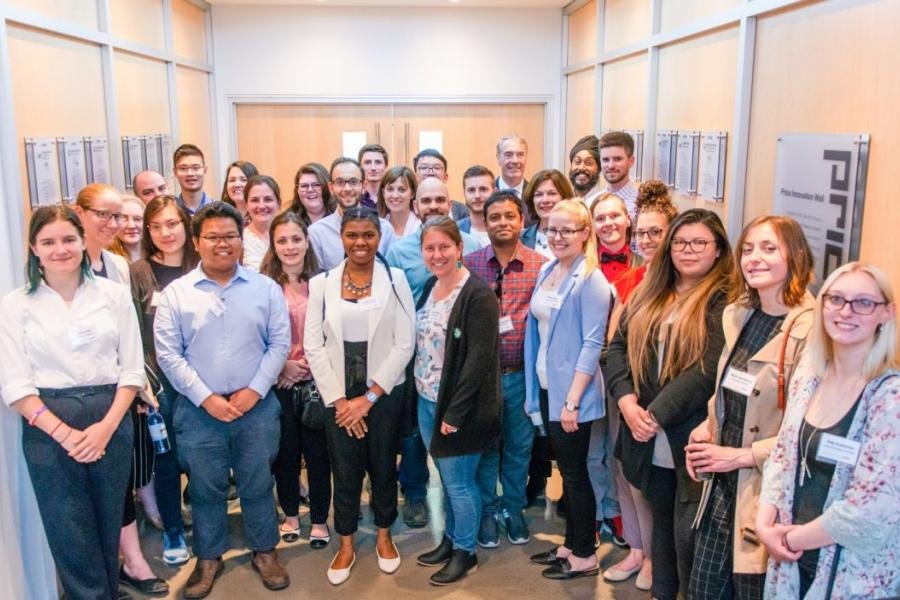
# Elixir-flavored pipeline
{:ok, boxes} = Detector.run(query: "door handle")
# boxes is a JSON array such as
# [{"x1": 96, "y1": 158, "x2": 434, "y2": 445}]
[
  {"x1": 405, "y1": 122, "x2": 410, "y2": 167},
  {"x1": 375, "y1": 122, "x2": 381, "y2": 145}
]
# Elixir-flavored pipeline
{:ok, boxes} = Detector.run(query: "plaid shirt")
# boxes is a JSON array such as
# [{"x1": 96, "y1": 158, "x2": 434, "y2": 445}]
[{"x1": 464, "y1": 242, "x2": 547, "y2": 370}]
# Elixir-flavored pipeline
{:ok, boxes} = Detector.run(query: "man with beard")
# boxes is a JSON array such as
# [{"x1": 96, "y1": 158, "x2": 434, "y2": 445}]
[
  {"x1": 599, "y1": 131, "x2": 638, "y2": 221},
  {"x1": 568, "y1": 135, "x2": 602, "y2": 205}
]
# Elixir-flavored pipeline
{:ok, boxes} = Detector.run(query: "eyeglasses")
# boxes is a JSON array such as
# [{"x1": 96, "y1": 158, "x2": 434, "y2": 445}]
[
  {"x1": 85, "y1": 207, "x2": 124, "y2": 224},
  {"x1": 545, "y1": 226, "x2": 585, "y2": 239},
  {"x1": 635, "y1": 227, "x2": 664, "y2": 241},
  {"x1": 671, "y1": 238, "x2": 715, "y2": 253},
  {"x1": 148, "y1": 220, "x2": 182, "y2": 233},
  {"x1": 416, "y1": 164, "x2": 445, "y2": 175},
  {"x1": 298, "y1": 182, "x2": 322, "y2": 191},
  {"x1": 333, "y1": 178, "x2": 361, "y2": 188},
  {"x1": 822, "y1": 294, "x2": 887, "y2": 316},
  {"x1": 175, "y1": 165, "x2": 205, "y2": 175},
  {"x1": 200, "y1": 233, "x2": 241, "y2": 245}
]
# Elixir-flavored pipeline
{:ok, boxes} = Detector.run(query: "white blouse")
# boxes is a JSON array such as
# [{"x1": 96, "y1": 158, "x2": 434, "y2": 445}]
[
  {"x1": 0, "y1": 277, "x2": 145, "y2": 405},
  {"x1": 242, "y1": 227, "x2": 269, "y2": 272}
]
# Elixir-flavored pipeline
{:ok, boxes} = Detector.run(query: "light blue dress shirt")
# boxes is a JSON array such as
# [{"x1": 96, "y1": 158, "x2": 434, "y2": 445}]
[
  {"x1": 153, "y1": 263, "x2": 290, "y2": 407},
  {"x1": 308, "y1": 211, "x2": 397, "y2": 271},
  {"x1": 385, "y1": 227, "x2": 482, "y2": 303}
]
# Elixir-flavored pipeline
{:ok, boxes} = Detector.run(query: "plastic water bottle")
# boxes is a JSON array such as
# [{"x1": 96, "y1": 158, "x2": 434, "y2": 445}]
[
  {"x1": 147, "y1": 407, "x2": 171, "y2": 454},
  {"x1": 530, "y1": 412, "x2": 548, "y2": 437}
]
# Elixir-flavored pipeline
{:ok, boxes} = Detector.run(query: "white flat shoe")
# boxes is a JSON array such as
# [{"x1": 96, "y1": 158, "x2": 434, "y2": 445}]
[
  {"x1": 326, "y1": 553, "x2": 356, "y2": 585},
  {"x1": 635, "y1": 568, "x2": 652, "y2": 590},
  {"x1": 602, "y1": 562, "x2": 641, "y2": 582},
  {"x1": 376, "y1": 543, "x2": 402, "y2": 574}
]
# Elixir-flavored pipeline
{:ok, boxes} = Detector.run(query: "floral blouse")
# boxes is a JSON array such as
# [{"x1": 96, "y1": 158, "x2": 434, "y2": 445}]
[
  {"x1": 759, "y1": 358, "x2": 900, "y2": 599},
  {"x1": 414, "y1": 273, "x2": 468, "y2": 402}
]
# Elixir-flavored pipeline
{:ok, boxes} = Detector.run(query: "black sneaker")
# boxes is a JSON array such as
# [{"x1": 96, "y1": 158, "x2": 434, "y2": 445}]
[
  {"x1": 601, "y1": 518, "x2": 628, "y2": 548},
  {"x1": 430, "y1": 549, "x2": 477, "y2": 586},
  {"x1": 477, "y1": 513, "x2": 500, "y2": 549},
  {"x1": 402, "y1": 499, "x2": 429, "y2": 529},
  {"x1": 503, "y1": 510, "x2": 530, "y2": 545},
  {"x1": 417, "y1": 536, "x2": 453, "y2": 567}
]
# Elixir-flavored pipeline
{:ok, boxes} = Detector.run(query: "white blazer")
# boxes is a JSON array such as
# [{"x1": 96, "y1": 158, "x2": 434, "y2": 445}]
[
  {"x1": 304, "y1": 260, "x2": 415, "y2": 405},
  {"x1": 101, "y1": 249, "x2": 130, "y2": 286}
]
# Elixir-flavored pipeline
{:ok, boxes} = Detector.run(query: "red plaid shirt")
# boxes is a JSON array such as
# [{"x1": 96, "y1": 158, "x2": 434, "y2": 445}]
[{"x1": 464, "y1": 242, "x2": 547, "y2": 370}]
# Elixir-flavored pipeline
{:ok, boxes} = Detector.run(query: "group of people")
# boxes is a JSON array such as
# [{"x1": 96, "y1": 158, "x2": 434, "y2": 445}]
[{"x1": 0, "y1": 130, "x2": 897, "y2": 600}]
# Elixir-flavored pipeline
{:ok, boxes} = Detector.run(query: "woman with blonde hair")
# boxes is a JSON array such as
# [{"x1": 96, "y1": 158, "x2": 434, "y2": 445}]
[
  {"x1": 109, "y1": 195, "x2": 145, "y2": 263},
  {"x1": 525, "y1": 200, "x2": 612, "y2": 580},
  {"x1": 755, "y1": 261, "x2": 899, "y2": 599},
  {"x1": 590, "y1": 192, "x2": 641, "y2": 286},
  {"x1": 685, "y1": 215, "x2": 815, "y2": 599},
  {"x1": 606, "y1": 208, "x2": 732, "y2": 600}
]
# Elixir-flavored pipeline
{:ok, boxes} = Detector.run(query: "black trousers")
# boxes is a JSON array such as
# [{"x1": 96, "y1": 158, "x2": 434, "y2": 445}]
[
  {"x1": 541, "y1": 389, "x2": 596, "y2": 558},
  {"x1": 24, "y1": 385, "x2": 133, "y2": 600},
  {"x1": 645, "y1": 465, "x2": 698, "y2": 600},
  {"x1": 324, "y1": 389, "x2": 403, "y2": 536},
  {"x1": 272, "y1": 384, "x2": 332, "y2": 524}
]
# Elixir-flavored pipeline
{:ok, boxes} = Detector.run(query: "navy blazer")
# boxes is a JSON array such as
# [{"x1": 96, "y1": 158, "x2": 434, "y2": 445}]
[{"x1": 524, "y1": 254, "x2": 611, "y2": 423}]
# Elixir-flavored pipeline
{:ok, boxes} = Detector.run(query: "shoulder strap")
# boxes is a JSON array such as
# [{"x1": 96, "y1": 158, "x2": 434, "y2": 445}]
[{"x1": 777, "y1": 308, "x2": 814, "y2": 410}]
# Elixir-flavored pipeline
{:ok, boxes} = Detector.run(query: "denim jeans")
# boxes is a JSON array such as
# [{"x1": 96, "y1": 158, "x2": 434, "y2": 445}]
[
  {"x1": 154, "y1": 387, "x2": 185, "y2": 531},
  {"x1": 418, "y1": 395, "x2": 481, "y2": 553},
  {"x1": 587, "y1": 416, "x2": 620, "y2": 520},
  {"x1": 174, "y1": 392, "x2": 281, "y2": 559},
  {"x1": 476, "y1": 371, "x2": 534, "y2": 515},
  {"x1": 398, "y1": 429, "x2": 429, "y2": 502}
]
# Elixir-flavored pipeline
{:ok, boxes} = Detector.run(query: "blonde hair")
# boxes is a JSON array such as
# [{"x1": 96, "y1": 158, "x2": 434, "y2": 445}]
[
  {"x1": 625, "y1": 208, "x2": 732, "y2": 386},
  {"x1": 807, "y1": 262, "x2": 897, "y2": 379},
  {"x1": 107, "y1": 195, "x2": 144, "y2": 262},
  {"x1": 549, "y1": 199, "x2": 598, "y2": 274},
  {"x1": 589, "y1": 192, "x2": 633, "y2": 246}
]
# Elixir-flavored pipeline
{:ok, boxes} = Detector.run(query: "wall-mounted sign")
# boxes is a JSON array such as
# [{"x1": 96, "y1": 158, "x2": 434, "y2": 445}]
[
  {"x1": 773, "y1": 133, "x2": 869, "y2": 287},
  {"x1": 624, "y1": 129, "x2": 644, "y2": 181},
  {"x1": 674, "y1": 131, "x2": 700, "y2": 195},
  {"x1": 24, "y1": 138, "x2": 61, "y2": 208},
  {"x1": 654, "y1": 130, "x2": 677, "y2": 186},
  {"x1": 144, "y1": 135, "x2": 161, "y2": 175},
  {"x1": 699, "y1": 132, "x2": 727, "y2": 202},
  {"x1": 122, "y1": 136, "x2": 145, "y2": 186},
  {"x1": 160, "y1": 134, "x2": 174, "y2": 176},
  {"x1": 56, "y1": 137, "x2": 87, "y2": 202},
  {"x1": 85, "y1": 137, "x2": 111, "y2": 184}
]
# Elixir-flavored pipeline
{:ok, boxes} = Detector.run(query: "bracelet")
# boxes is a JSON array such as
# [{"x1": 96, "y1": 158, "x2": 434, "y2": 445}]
[
  {"x1": 58, "y1": 427, "x2": 72, "y2": 444},
  {"x1": 782, "y1": 531, "x2": 798, "y2": 553},
  {"x1": 28, "y1": 405, "x2": 48, "y2": 426},
  {"x1": 48, "y1": 420, "x2": 63, "y2": 439}
]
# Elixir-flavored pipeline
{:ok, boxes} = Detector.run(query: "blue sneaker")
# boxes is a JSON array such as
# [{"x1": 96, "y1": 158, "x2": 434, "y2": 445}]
[
  {"x1": 162, "y1": 528, "x2": 190, "y2": 565},
  {"x1": 503, "y1": 509, "x2": 530, "y2": 545}
]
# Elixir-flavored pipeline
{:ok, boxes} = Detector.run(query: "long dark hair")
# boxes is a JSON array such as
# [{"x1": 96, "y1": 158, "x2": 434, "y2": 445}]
[
  {"x1": 290, "y1": 162, "x2": 335, "y2": 225},
  {"x1": 142, "y1": 194, "x2": 199, "y2": 273},
  {"x1": 259, "y1": 211, "x2": 319, "y2": 285},
  {"x1": 26, "y1": 205, "x2": 93, "y2": 294},
  {"x1": 522, "y1": 169, "x2": 574, "y2": 223},
  {"x1": 220, "y1": 160, "x2": 258, "y2": 204}
]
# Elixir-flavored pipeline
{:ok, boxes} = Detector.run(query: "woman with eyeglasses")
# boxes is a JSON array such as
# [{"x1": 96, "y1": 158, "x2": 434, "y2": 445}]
[
  {"x1": 377, "y1": 166, "x2": 420, "y2": 238},
  {"x1": 606, "y1": 208, "x2": 732, "y2": 600},
  {"x1": 413, "y1": 216, "x2": 500, "y2": 586},
  {"x1": 304, "y1": 207, "x2": 415, "y2": 585},
  {"x1": 109, "y1": 195, "x2": 145, "y2": 263},
  {"x1": 0, "y1": 205, "x2": 144, "y2": 600},
  {"x1": 290, "y1": 162, "x2": 335, "y2": 226},
  {"x1": 260, "y1": 211, "x2": 333, "y2": 550},
  {"x1": 755, "y1": 262, "x2": 899, "y2": 599},
  {"x1": 242, "y1": 175, "x2": 282, "y2": 272},
  {"x1": 683, "y1": 216, "x2": 815, "y2": 600},
  {"x1": 129, "y1": 195, "x2": 199, "y2": 571},
  {"x1": 600, "y1": 181, "x2": 678, "y2": 591},
  {"x1": 591, "y1": 192, "x2": 642, "y2": 286},
  {"x1": 220, "y1": 160, "x2": 259, "y2": 224},
  {"x1": 525, "y1": 200, "x2": 611, "y2": 581},
  {"x1": 521, "y1": 170, "x2": 575, "y2": 259},
  {"x1": 73, "y1": 183, "x2": 130, "y2": 285}
]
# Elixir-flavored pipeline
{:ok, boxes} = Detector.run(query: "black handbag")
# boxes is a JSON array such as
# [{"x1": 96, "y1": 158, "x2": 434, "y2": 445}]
[{"x1": 297, "y1": 381, "x2": 326, "y2": 430}]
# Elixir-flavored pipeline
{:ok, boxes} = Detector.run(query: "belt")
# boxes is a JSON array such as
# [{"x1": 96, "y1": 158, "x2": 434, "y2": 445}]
[
  {"x1": 501, "y1": 365, "x2": 523, "y2": 375},
  {"x1": 38, "y1": 383, "x2": 118, "y2": 398}
]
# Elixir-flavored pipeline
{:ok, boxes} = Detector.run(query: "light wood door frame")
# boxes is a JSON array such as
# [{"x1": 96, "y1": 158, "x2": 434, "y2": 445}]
[{"x1": 226, "y1": 95, "x2": 556, "y2": 176}]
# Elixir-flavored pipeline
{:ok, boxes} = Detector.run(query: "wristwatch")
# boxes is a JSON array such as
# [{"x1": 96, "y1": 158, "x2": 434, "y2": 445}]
[
  {"x1": 564, "y1": 401, "x2": 579, "y2": 412},
  {"x1": 365, "y1": 390, "x2": 379, "y2": 404}
]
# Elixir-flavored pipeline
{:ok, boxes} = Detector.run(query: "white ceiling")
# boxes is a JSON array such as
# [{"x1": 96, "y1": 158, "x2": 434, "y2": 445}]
[{"x1": 207, "y1": 0, "x2": 571, "y2": 7}]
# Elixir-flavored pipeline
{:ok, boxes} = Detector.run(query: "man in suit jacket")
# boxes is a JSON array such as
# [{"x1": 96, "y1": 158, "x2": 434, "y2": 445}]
[{"x1": 495, "y1": 135, "x2": 529, "y2": 199}]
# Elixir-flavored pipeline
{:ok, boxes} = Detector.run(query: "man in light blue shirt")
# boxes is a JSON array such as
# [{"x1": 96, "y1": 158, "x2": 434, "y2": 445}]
[
  {"x1": 154, "y1": 201, "x2": 291, "y2": 597},
  {"x1": 386, "y1": 177, "x2": 482, "y2": 303},
  {"x1": 309, "y1": 157, "x2": 395, "y2": 270}
]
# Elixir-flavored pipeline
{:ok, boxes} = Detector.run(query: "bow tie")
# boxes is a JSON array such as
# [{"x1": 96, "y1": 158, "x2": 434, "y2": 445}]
[{"x1": 601, "y1": 252, "x2": 628, "y2": 264}]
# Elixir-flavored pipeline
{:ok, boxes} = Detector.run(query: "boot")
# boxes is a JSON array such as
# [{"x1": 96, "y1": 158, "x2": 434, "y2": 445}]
[
  {"x1": 429, "y1": 549, "x2": 477, "y2": 586},
  {"x1": 417, "y1": 536, "x2": 453, "y2": 567}
]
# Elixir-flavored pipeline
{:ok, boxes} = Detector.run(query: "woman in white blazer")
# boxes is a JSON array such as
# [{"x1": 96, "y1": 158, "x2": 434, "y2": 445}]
[
  {"x1": 304, "y1": 206, "x2": 416, "y2": 585},
  {"x1": 73, "y1": 183, "x2": 130, "y2": 285}
]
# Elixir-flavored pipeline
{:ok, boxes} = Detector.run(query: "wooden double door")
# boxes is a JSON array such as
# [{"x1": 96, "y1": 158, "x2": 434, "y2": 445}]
[{"x1": 235, "y1": 102, "x2": 545, "y2": 202}]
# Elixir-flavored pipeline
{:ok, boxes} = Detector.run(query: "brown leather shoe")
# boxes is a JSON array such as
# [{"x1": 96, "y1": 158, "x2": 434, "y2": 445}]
[
  {"x1": 184, "y1": 558, "x2": 224, "y2": 599},
  {"x1": 252, "y1": 549, "x2": 290, "y2": 590}
]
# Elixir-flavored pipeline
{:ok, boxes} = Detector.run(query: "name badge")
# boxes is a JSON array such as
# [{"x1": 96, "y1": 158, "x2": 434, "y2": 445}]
[
  {"x1": 150, "y1": 291, "x2": 161, "y2": 308},
  {"x1": 721, "y1": 368, "x2": 756, "y2": 397},
  {"x1": 816, "y1": 433, "x2": 861, "y2": 466},
  {"x1": 357, "y1": 296, "x2": 381, "y2": 311},
  {"x1": 69, "y1": 324, "x2": 97, "y2": 349},
  {"x1": 209, "y1": 294, "x2": 226, "y2": 316},
  {"x1": 499, "y1": 315, "x2": 514, "y2": 334},
  {"x1": 542, "y1": 292, "x2": 563, "y2": 310}
]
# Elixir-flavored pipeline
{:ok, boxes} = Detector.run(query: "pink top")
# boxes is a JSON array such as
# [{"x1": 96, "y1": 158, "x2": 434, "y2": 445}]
[{"x1": 284, "y1": 282, "x2": 309, "y2": 361}]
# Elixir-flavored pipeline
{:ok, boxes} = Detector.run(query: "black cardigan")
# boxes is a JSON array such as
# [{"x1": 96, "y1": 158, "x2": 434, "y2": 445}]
[
  {"x1": 417, "y1": 274, "x2": 501, "y2": 458},
  {"x1": 605, "y1": 291, "x2": 727, "y2": 502}
]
